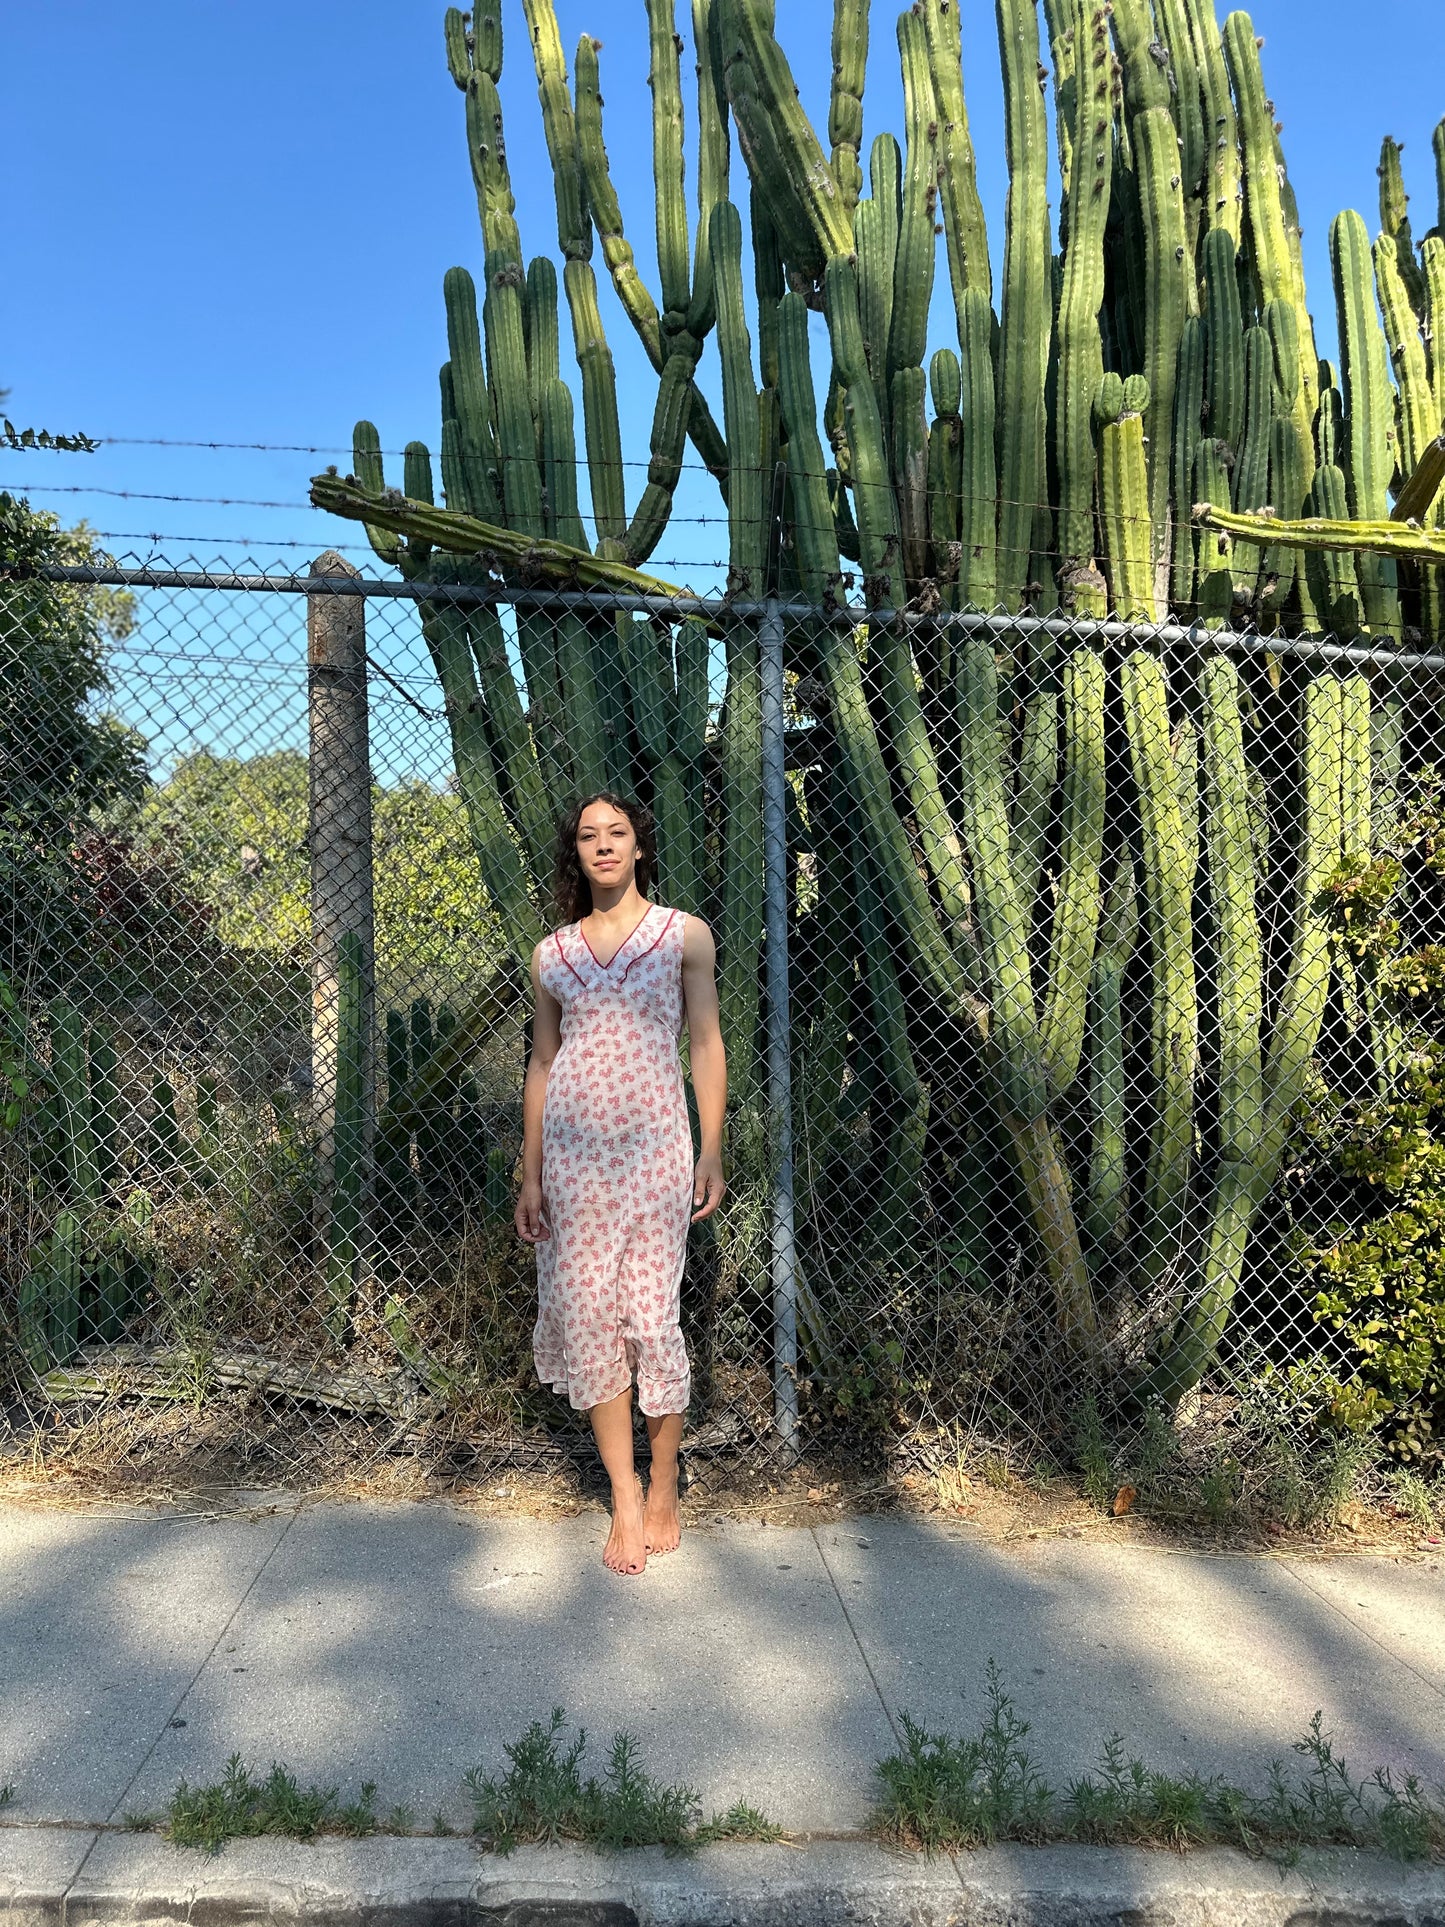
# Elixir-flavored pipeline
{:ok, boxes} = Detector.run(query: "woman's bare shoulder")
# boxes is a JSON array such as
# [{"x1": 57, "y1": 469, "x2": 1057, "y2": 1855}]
[{"x1": 678, "y1": 912, "x2": 716, "y2": 961}]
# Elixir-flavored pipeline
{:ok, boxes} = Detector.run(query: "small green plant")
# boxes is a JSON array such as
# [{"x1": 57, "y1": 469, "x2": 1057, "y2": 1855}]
[
  {"x1": 873, "y1": 1662, "x2": 1053, "y2": 1849},
  {"x1": 695, "y1": 1801, "x2": 785, "y2": 1845},
  {"x1": 465, "y1": 1708, "x2": 778, "y2": 1854},
  {"x1": 0, "y1": 1782, "x2": 14, "y2": 1808},
  {"x1": 1072, "y1": 1397, "x2": 1115, "y2": 1510},
  {"x1": 875, "y1": 1673, "x2": 1445, "y2": 1860},
  {"x1": 163, "y1": 1756, "x2": 381, "y2": 1854}
]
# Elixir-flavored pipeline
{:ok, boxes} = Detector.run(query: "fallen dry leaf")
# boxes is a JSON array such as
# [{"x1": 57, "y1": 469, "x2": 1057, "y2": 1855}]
[
  {"x1": 1112, "y1": 1484, "x2": 1137, "y2": 1516},
  {"x1": 806, "y1": 1487, "x2": 823, "y2": 1504}
]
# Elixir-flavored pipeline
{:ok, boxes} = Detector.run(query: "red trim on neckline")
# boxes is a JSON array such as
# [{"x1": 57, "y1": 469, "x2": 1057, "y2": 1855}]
[
  {"x1": 579, "y1": 903, "x2": 654, "y2": 970},
  {"x1": 553, "y1": 927, "x2": 587, "y2": 990},
  {"x1": 618, "y1": 907, "x2": 679, "y2": 981}
]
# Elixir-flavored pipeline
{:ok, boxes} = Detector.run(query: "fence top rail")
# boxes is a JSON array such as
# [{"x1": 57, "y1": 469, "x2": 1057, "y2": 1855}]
[{"x1": 8, "y1": 560, "x2": 1445, "y2": 674}]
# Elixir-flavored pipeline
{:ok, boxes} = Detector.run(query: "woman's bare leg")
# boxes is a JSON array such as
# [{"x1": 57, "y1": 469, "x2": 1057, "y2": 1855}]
[
  {"x1": 642, "y1": 1411, "x2": 684, "y2": 1554},
  {"x1": 589, "y1": 1388, "x2": 646, "y2": 1574}
]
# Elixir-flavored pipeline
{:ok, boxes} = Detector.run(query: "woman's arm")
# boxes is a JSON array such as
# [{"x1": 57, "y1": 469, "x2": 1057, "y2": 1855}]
[
  {"x1": 515, "y1": 942, "x2": 562, "y2": 1243},
  {"x1": 681, "y1": 916, "x2": 728, "y2": 1222}
]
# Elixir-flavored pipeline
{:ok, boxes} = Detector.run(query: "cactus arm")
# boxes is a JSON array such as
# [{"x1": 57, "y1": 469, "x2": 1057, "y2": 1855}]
[
  {"x1": 1054, "y1": 0, "x2": 1114, "y2": 604},
  {"x1": 921, "y1": 0, "x2": 991, "y2": 310},
  {"x1": 955, "y1": 287, "x2": 1000, "y2": 613},
  {"x1": 563, "y1": 259, "x2": 628, "y2": 550},
  {"x1": 1040, "y1": 0, "x2": 1076, "y2": 208},
  {"x1": 1144, "y1": 669, "x2": 1347, "y2": 1403},
  {"x1": 416, "y1": 596, "x2": 543, "y2": 970},
  {"x1": 891, "y1": 367, "x2": 931, "y2": 598},
  {"x1": 888, "y1": 11, "x2": 940, "y2": 390},
  {"x1": 1228, "y1": 324, "x2": 1273, "y2": 604},
  {"x1": 856, "y1": 135, "x2": 900, "y2": 441},
  {"x1": 1098, "y1": 378, "x2": 1158, "y2": 620},
  {"x1": 1192, "y1": 437, "x2": 1235, "y2": 622},
  {"x1": 1183, "y1": 0, "x2": 1239, "y2": 244},
  {"x1": 709, "y1": 196, "x2": 765, "y2": 1091},
  {"x1": 1376, "y1": 232, "x2": 1440, "y2": 490},
  {"x1": 1011, "y1": 686, "x2": 1059, "y2": 920},
  {"x1": 928, "y1": 350, "x2": 964, "y2": 617},
  {"x1": 349, "y1": 422, "x2": 404, "y2": 572},
  {"x1": 1039, "y1": 648, "x2": 1107, "y2": 1096},
  {"x1": 711, "y1": 200, "x2": 765, "y2": 592},
  {"x1": 521, "y1": 0, "x2": 591, "y2": 263},
  {"x1": 1081, "y1": 858, "x2": 1137, "y2": 1255},
  {"x1": 1154, "y1": 0, "x2": 1205, "y2": 231},
  {"x1": 824, "y1": 257, "x2": 972, "y2": 926},
  {"x1": 994, "y1": 0, "x2": 1052, "y2": 611},
  {"x1": 647, "y1": 0, "x2": 692, "y2": 330},
  {"x1": 525, "y1": 258, "x2": 561, "y2": 455},
  {"x1": 465, "y1": 606, "x2": 556, "y2": 887},
  {"x1": 1111, "y1": 0, "x2": 1171, "y2": 116},
  {"x1": 540, "y1": 376, "x2": 588, "y2": 551},
  {"x1": 1170, "y1": 315, "x2": 1205, "y2": 610},
  {"x1": 775, "y1": 289, "x2": 987, "y2": 1030},
  {"x1": 1221, "y1": 15, "x2": 1316, "y2": 418},
  {"x1": 1201, "y1": 226, "x2": 1244, "y2": 458},
  {"x1": 686, "y1": 0, "x2": 730, "y2": 322},
  {"x1": 1121, "y1": 649, "x2": 1198, "y2": 1283},
  {"x1": 1194, "y1": 502, "x2": 1445, "y2": 569},
  {"x1": 828, "y1": 0, "x2": 869, "y2": 213},
  {"x1": 1378, "y1": 136, "x2": 1428, "y2": 324},
  {"x1": 957, "y1": 642, "x2": 1045, "y2": 1091},
  {"x1": 1332, "y1": 211, "x2": 1400, "y2": 542},
  {"x1": 1134, "y1": 107, "x2": 1192, "y2": 587},
  {"x1": 959, "y1": 635, "x2": 1098, "y2": 1349},
  {"x1": 442, "y1": 270, "x2": 504, "y2": 523},
  {"x1": 466, "y1": 72, "x2": 523, "y2": 266},
  {"x1": 573, "y1": 33, "x2": 731, "y2": 498},
  {"x1": 1426, "y1": 239, "x2": 1445, "y2": 427},
  {"x1": 574, "y1": 35, "x2": 663, "y2": 364},
  {"x1": 621, "y1": 356, "x2": 694, "y2": 566},
  {"x1": 484, "y1": 253, "x2": 546, "y2": 536},
  {"x1": 310, "y1": 471, "x2": 696, "y2": 599},
  {"x1": 718, "y1": 0, "x2": 855, "y2": 276}
]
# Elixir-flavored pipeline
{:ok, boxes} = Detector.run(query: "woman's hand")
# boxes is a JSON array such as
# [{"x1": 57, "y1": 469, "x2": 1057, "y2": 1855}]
[
  {"x1": 515, "y1": 1175, "x2": 550, "y2": 1243},
  {"x1": 691, "y1": 1151, "x2": 726, "y2": 1223}
]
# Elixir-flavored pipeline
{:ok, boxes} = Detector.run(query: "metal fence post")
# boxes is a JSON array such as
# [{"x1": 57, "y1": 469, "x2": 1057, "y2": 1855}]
[
  {"x1": 759, "y1": 594, "x2": 799, "y2": 1447},
  {"x1": 307, "y1": 553, "x2": 376, "y2": 1330}
]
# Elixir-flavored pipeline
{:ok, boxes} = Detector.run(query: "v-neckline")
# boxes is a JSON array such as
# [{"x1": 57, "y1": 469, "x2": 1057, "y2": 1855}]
[{"x1": 578, "y1": 903, "x2": 653, "y2": 970}]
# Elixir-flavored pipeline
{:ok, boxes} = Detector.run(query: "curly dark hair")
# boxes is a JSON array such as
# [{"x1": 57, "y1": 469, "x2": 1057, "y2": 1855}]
[{"x1": 552, "y1": 792, "x2": 656, "y2": 924}]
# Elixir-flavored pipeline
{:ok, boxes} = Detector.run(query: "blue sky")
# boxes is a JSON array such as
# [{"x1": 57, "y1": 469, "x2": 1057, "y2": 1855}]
[{"x1": 3, "y1": 0, "x2": 1443, "y2": 593}]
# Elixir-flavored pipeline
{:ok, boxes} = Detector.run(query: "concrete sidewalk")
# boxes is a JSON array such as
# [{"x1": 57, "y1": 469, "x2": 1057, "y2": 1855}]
[{"x1": 1, "y1": 1497, "x2": 1442, "y2": 1922}]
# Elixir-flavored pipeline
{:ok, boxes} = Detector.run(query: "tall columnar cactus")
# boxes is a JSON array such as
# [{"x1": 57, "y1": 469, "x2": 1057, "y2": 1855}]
[
  {"x1": 1332, "y1": 208, "x2": 1402, "y2": 639},
  {"x1": 311, "y1": 0, "x2": 1445, "y2": 1419}
]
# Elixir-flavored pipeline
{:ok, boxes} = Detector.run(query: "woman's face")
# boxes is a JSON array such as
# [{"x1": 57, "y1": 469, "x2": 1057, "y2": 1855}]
[{"x1": 575, "y1": 802, "x2": 637, "y2": 892}]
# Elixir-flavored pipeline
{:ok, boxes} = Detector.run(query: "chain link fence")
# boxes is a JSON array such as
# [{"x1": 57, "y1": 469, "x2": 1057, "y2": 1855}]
[{"x1": 4, "y1": 545, "x2": 1445, "y2": 1503}]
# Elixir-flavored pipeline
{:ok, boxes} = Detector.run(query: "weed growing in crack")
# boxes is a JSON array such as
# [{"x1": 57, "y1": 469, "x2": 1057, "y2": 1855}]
[
  {"x1": 163, "y1": 1756, "x2": 382, "y2": 1853},
  {"x1": 465, "y1": 1707, "x2": 780, "y2": 1853},
  {"x1": 875, "y1": 1673, "x2": 1445, "y2": 1860}
]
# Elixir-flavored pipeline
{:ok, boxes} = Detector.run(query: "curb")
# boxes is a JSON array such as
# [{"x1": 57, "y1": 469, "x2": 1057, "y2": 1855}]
[{"x1": 4, "y1": 1830, "x2": 1445, "y2": 1927}]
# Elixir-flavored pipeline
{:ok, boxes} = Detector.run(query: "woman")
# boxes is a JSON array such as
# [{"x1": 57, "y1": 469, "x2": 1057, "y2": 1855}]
[{"x1": 514, "y1": 793, "x2": 727, "y2": 1575}]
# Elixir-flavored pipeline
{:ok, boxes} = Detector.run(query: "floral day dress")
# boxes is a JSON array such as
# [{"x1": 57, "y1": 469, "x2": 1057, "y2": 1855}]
[{"x1": 532, "y1": 903, "x2": 693, "y2": 1415}]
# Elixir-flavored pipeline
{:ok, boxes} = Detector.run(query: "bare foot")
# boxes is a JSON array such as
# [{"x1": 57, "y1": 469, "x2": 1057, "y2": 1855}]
[
  {"x1": 603, "y1": 1475, "x2": 647, "y2": 1575},
  {"x1": 643, "y1": 1465, "x2": 681, "y2": 1555}
]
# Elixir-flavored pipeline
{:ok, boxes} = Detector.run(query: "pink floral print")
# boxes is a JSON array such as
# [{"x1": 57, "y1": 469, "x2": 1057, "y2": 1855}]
[{"x1": 532, "y1": 903, "x2": 693, "y2": 1415}]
